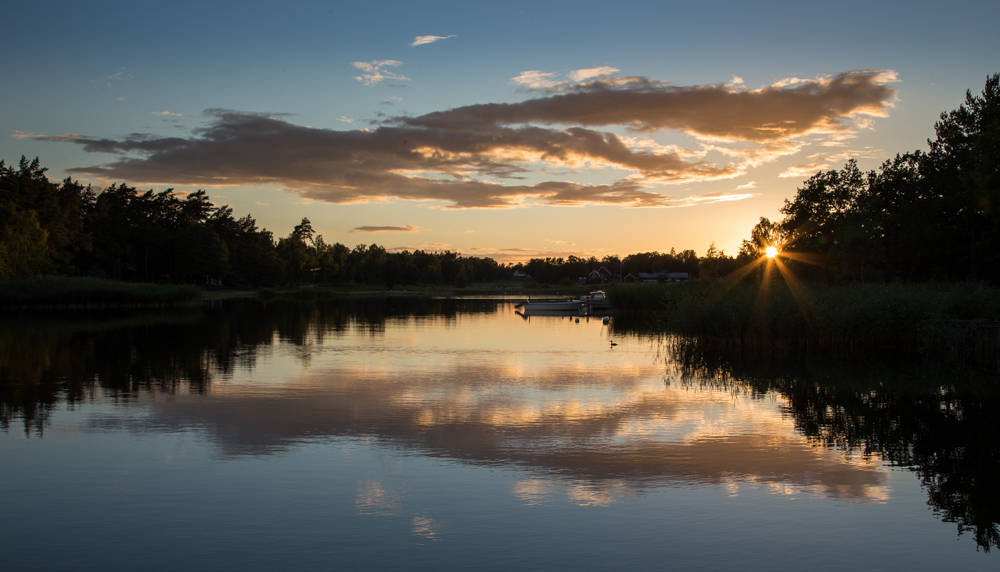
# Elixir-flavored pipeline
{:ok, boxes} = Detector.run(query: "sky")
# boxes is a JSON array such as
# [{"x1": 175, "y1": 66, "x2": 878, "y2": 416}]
[{"x1": 3, "y1": 0, "x2": 999, "y2": 263}]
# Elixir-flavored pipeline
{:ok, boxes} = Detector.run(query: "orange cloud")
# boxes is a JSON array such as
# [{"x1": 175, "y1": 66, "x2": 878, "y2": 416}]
[{"x1": 35, "y1": 70, "x2": 896, "y2": 209}]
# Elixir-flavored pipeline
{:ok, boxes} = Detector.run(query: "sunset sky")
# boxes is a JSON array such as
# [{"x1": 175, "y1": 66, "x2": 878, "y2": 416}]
[{"x1": 4, "y1": 1, "x2": 998, "y2": 263}]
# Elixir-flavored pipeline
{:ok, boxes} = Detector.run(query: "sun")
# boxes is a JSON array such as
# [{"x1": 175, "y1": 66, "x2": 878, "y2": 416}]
[{"x1": 765, "y1": 246, "x2": 778, "y2": 258}]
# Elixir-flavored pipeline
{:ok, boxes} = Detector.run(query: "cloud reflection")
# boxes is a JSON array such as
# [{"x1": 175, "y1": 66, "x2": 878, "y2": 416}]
[
  {"x1": 137, "y1": 355, "x2": 888, "y2": 504},
  {"x1": 356, "y1": 480, "x2": 403, "y2": 516}
]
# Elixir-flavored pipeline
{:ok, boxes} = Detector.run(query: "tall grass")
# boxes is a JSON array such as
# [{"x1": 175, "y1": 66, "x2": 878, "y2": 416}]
[
  {"x1": 609, "y1": 280, "x2": 1000, "y2": 359},
  {"x1": 0, "y1": 277, "x2": 201, "y2": 308}
]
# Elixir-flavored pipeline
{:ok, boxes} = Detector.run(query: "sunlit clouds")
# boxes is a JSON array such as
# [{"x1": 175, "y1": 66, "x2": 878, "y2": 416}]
[
  {"x1": 780, "y1": 162, "x2": 829, "y2": 178},
  {"x1": 352, "y1": 60, "x2": 409, "y2": 86},
  {"x1": 10, "y1": 130, "x2": 46, "y2": 140},
  {"x1": 780, "y1": 148, "x2": 886, "y2": 178},
  {"x1": 568, "y1": 66, "x2": 620, "y2": 82},
  {"x1": 30, "y1": 70, "x2": 897, "y2": 210},
  {"x1": 411, "y1": 34, "x2": 455, "y2": 46},
  {"x1": 513, "y1": 67, "x2": 622, "y2": 90}
]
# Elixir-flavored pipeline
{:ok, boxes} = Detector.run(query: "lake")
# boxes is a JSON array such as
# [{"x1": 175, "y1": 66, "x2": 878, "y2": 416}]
[{"x1": 2, "y1": 298, "x2": 997, "y2": 570}]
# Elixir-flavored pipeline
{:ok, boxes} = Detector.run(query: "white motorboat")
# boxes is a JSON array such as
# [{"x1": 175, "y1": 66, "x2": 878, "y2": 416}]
[
  {"x1": 515, "y1": 299, "x2": 584, "y2": 311},
  {"x1": 581, "y1": 290, "x2": 609, "y2": 310}
]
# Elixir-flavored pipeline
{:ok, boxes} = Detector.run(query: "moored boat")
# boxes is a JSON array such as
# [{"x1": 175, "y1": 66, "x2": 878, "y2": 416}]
[
  {"x1": 515, "y1": 299, "x2": 584, "y2": 311},
  {"x1": 581, "y1": 290, "x2": 609, "y2": 310}
]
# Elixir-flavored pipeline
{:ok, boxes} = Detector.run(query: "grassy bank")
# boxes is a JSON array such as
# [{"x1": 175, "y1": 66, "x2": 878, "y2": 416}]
[
  {"x1": 609, "y1": 280, "x2": 1000, "y2": 358},
  {"x1": 198, "y1": 282, "x2": 598, "y2": 302},
  {"x1": 0, "y1": 277, "x2": 202, "y2": 308}
]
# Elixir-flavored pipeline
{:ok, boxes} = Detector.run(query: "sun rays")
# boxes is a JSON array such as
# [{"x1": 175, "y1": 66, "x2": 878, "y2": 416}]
[{"x1": 710, "y1": 244, "x2": 830, "y2": 330}]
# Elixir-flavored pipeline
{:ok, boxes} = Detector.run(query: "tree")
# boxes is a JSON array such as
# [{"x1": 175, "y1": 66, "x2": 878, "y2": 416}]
[
  {"x1": 742, "y1": 74, "x2": 1000, "y2": 284},
  {"x1": 739, "y1": 217, "x2": 784, "y2": 262},
  {"x1": 0, "y1": 204, "x2": 49, "y2": 280}
]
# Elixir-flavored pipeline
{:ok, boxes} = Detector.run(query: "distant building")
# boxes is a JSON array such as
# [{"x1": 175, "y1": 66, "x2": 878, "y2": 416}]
[
  {"x1": 512, "y1": 270, "x2": 531, "y2": 281},
  {"x1": 636, "y1": 271, "x2": 690, "y2": 283},
  {"x1": 623, "y1": 273, "x2": 637, "y2": 283},
  {"x1": 587, "y1": 266, "x2": 615, "y2": 282}
]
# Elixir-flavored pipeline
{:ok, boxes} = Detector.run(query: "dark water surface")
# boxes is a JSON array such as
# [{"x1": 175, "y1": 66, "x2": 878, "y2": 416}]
[{"x1": 2, "y1": 298, "x2": 998, "y2": 570}]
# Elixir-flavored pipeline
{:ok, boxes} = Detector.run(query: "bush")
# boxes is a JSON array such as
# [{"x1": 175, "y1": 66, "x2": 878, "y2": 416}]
[{"x1": 0, "y1": 277, "x2": 201, "y2": 308}]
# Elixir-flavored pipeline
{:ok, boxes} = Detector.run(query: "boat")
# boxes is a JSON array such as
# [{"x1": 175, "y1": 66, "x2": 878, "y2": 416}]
[
  {"x1": 515, "y1": 308, "x2": 584, "y2": 320},
  {"x1": 515, "y1": 299, "x2": 584, "y2": 311},
  {"x1": 580, "y1": 290, "x2": 609, "y2": 310}
]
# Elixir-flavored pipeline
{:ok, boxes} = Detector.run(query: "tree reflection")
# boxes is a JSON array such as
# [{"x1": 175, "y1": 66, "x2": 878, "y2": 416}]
[
  {"x1": 660, "y1": 336, "x2": 1000, "y2": 551},
  {"x1": 0, "y1": 298, "x2": 501, "y2": 435}
]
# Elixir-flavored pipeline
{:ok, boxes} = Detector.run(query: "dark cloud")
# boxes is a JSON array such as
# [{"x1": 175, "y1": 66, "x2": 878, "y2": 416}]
[
  {"x1": 35, "y1": 71, "x2": 896, "y2": 209},
  {"x1": 350, "y1": 225, "x2": 418, "y2": 233},
  {"x1": 404, "y1": 70, "x2": 897, "y2": 142}
]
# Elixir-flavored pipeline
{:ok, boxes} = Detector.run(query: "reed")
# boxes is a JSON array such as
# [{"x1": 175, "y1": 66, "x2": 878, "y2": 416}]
[
  {"x1": 609, "y1": 280, "x2": 1000, "y2": 358},
  {"x1": 0, "y1": 277, "x2": 202, "y2": 308}
]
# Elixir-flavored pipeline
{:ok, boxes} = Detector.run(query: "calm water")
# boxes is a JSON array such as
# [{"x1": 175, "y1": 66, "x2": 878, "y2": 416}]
[{"x1": 2, "y1": 298, "x2": 997, "y2": 571}]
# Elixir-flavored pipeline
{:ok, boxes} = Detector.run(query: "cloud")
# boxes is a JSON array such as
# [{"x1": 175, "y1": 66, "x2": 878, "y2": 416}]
[
  {"x1": 512, "y1": 70, "x2": 560, "y2": 90},
  {"x1": 353, "y1": 60, "x2": 409, "y2": 86},
  {"x1": 677, "y1": 191, "x2": 757, "y2": 204},
  {"x1": 822, "y1": 147, "x2": 884, "y2": 162},
  {"x1": 11, "y1": 130, "x2": 45, "y2": 139},
  {"x1": 514, "y1": 67, "x2": 621, "y2": 91},
  {"x1": 107, "y1": 69, "x2": 133, "y2": 81},
  {"x1": 39, "y1": 70, "x2": 896, "y2": 209},
  {"x1": 464, "y1": 69, "x2": 897, "y2": 142},
  {"x1": 546, "y1": 239, "x2": 577, "y2": 246},
  {"x1": 254, "y1": 201, "x2": 269, "y2": 206},
  {"x1": 735, "y1": 181, "x2": 757, "y2": 190},
  {"x1": 782, "y1": 147, "x2": 884, "y2": 180},
  {"x1": 387, "y1": 242, "x2": 450, "y2": 252},
  {"x1": 568, "y1": 67, "x2": 620, "y2": 82},
  {"x1": 411, "y1": 35, "x2": 455, "y2": 47},
  {"x1": 42, "y1": 110, "x2": 737, "y2": 208},
  {"x1": 13, "y1": 130, "x2": 82, "y2": 141},
  {"x1": 152, "y1": 111, "x2": 183, "y2": 117},
  {"x1": 780, "y1": 162, "x2": 829, "y2": 178},
  {"x1": 338, "y1": 116, "x2": 354, "y2": 123},
  {"x1": 350, "y1": 225, "x2": 419, "y2": 233},
  {"x1": 380, "y1": 96, "x2": 402, "y2": 106}
]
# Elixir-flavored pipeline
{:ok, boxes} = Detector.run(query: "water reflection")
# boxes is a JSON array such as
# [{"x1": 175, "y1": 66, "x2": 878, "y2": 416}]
[
  {"x1": 653, "y1": 335, "x2": 1000, "y2": 551},
  {"x1": 2, "y1": 298, "x2": 998, "y2": 552},
  {"x1": 0, "y1": 298, "x2": 490, "y2": 434}
]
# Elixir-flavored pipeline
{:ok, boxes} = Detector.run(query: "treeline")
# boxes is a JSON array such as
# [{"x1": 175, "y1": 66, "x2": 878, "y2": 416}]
[
  {"x1": 0, "y1": 157, "x2": 737, "y2": 288},
  {"x1": 741, "y1": 73, "x2": 1000, "y2": 284},
  {"x1": 0, "y1": 161, "x2": 510, "y2": 287}
]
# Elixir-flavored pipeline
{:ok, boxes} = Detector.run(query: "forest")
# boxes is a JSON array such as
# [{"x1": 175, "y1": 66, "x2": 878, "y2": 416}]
[
  {"x1": 1, "y1": 74, "x2": 997, "y2": 289},
  {"x1": 0, "y1": 159, "x2": 732, "y2": 288}
]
